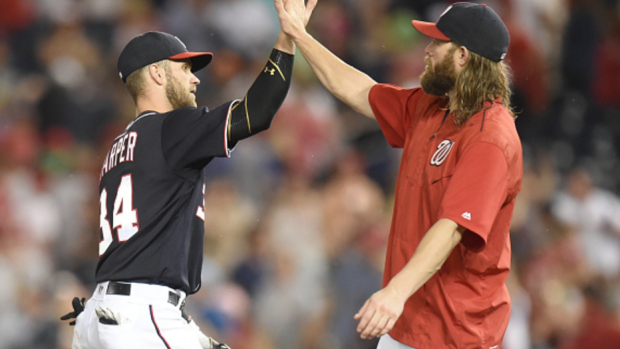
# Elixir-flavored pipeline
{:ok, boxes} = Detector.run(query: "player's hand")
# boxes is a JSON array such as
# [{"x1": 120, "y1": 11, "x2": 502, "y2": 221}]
[
  {"x1": 354, "y1": 286, "x2": 405, "y2": 340},
  {"x1": 274, "y1": 0, "x2": 318, "y2": 40}
]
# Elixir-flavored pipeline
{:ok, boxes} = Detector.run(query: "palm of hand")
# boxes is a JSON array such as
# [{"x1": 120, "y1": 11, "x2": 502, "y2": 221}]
[{"x1": 275, "y1": 0, "x2": 317, "y2": 38}]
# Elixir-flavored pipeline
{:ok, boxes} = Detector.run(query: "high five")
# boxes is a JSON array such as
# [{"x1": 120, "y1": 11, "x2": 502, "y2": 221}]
[{"x1": 274, "y1": 0, "x2": 376, "y2": 118}]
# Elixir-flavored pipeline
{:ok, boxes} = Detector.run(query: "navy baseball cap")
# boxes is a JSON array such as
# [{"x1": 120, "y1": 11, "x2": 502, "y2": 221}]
[
  {"x1": 117, "y1": 31, "x2": 213, "y2": 83},
  {"x1": 411, "y1": 2, "x2": 509, "y2": 62}
]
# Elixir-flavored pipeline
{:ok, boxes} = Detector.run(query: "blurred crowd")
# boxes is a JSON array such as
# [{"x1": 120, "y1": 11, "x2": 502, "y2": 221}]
[{"x1": 0, "y1": 0, "x2": 619, "y2": 348}]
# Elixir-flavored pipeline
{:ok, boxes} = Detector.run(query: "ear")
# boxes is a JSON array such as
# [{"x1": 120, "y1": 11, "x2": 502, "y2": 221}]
[
  {"x1": 456, "y1": 46, "x2": 469, "y2": 68},
  {"x1": 148, "y1": 63, "x2": 166, "y2": 86}
]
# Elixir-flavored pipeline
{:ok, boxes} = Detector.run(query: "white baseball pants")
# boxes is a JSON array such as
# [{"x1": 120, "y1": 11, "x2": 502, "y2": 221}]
[{"x1": 72, "y1": 281, "x2": 202, "y2": 349}]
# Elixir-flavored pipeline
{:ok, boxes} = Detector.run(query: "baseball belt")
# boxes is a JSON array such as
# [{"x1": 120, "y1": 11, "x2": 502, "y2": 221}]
[{"x1": 106, "y1": 281, "x2": 184, "y2": 308}]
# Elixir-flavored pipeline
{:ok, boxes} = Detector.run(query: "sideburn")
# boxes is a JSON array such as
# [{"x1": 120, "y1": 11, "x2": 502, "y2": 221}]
[{"x1": 164, "y1": 66, "x2": 193, "y2": 109}]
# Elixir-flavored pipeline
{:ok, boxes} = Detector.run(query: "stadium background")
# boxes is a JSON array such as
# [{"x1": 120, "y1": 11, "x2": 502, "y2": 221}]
[{"x1": 0, "y1": 0, "x2": 619, "y2": 348}]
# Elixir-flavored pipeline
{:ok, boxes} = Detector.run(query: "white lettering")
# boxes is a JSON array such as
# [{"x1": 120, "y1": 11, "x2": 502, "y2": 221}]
[
  {"x1": 119, "y1": 134, "x2": 129, "y2": 163},
  {"x1": 113, "y1": 175, "x2": 139, "y2": 242},
  {"x1": 100, "y1": 132, "x2": 138, "y2": 178},
  {"x1": 108, "y1": 143, "x2": 117, "y2": 169},
  {"x1": 114, "y1": 138, "x2": 123, "y2": 165},
  {"x1": 101, "y1": 152, "x2": 109, "y2": 178},
  {"x1": 126, "y1": 132, "x2": 137, "y2": 161},
  {"x1": 196, "y1": 184, "x2": 206, "y2": 220}
]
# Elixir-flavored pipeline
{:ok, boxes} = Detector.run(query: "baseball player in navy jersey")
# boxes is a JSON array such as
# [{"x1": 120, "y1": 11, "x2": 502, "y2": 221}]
[{"x1": 59, "y1": 6, "x2": 314, "y2": 346}]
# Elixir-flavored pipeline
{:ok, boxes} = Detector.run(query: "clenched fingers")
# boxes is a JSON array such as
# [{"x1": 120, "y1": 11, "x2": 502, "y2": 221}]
[{"x1": 361, "y1": 313, "x2": 388, "y2": 339}]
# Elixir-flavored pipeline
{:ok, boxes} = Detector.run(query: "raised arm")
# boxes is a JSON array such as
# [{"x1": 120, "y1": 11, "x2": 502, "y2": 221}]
[
  {"x1": 275, "y1": 0, "x2": 377, "y2": 119},
  {"x1": 227, "y1": 33, "x2": 295, "y2": 146}
]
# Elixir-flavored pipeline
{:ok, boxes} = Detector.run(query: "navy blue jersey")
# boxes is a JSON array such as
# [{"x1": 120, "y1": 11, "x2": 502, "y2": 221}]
[{"x1": 96, "y1": 103, "x2": 235, "y2": 294}]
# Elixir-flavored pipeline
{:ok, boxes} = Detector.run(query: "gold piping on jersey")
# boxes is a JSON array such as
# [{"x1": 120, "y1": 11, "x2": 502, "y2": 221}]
[
  {"x1": 268, "y1": 59, "x2": 286, "y2": 81},
  {"x1": 231, "y1": 101, "x2": 241, "y2": 112},
  {"x1": 229, "y1": 101, "x2": 241, "y2": 139},
  {"x1": 244, "y1": 95, "x2": 251, "y2": 134}
]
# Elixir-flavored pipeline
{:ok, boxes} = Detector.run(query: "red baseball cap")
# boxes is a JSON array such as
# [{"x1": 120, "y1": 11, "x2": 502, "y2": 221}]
[{"x1": 411, "y1": 2, "x2": 510, "y2": 62}]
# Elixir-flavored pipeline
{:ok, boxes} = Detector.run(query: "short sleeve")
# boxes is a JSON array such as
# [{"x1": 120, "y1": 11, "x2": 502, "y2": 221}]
[
  {"x1": 438, "y1": 142, "x2": 509, "y2": 251},
  {"x1": 162, "y1": 103, "x2": 234, "y2": 172},
  {"x1": 369, "y1": 84, "x2": 420, "y2": 148}
]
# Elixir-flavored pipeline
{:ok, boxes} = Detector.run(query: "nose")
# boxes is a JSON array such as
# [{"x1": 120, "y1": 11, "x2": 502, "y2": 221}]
[
  {"x1": 425, "y1": 41, "x2": 433, "y2": 57},
  {"x1": 191, "y1": 73, "x2": 200, "y2": 86}
]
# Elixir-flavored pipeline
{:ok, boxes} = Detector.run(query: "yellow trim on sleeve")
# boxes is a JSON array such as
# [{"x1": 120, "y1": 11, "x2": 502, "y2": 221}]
[
  {"x1": 268, "y1": 59, "x2": 286, "y2": 82},
  {"x1": 244, "y1": 95, "x2": 251, "y2": 134},
  {"x1": 229, "y1": 101, "x2": 240, "y2": 139}
]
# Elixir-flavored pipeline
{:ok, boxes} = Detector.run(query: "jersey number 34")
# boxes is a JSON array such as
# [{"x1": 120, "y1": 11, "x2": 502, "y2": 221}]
[
  {"x1": 98, "y1": 176, "x2": 207, "y2": 256},
  {"x1": 99, "y1": 174, "x2": 139, "y2": 256}
]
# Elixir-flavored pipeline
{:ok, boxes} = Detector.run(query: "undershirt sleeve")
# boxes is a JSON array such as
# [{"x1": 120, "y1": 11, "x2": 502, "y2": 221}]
[
  {"x1": 228, "y1": 49, "x2": 293, "y2": 146},
  {"x1": 438, "y1": 141, "x2": 509, "y2": 252},
  {"x1": 369, "y1": 84, "x2": 421, "y2": 148}
]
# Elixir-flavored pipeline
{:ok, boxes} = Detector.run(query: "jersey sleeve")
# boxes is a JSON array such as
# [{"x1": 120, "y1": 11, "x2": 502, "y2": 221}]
[
  {"x1": 437, "y1": 141, "x2": 509, "y2": 252},
  {"x1": 369, "y1": 84, "x2": 420, "y2": 148},
  {"x1": 162, "y1": 103, "x2": 235, "y2": 172}
]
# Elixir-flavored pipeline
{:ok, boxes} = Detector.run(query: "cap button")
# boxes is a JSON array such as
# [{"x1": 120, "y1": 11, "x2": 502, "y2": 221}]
[{"x1": 482, "y1": 3, "x2": 487, "y2": 6}]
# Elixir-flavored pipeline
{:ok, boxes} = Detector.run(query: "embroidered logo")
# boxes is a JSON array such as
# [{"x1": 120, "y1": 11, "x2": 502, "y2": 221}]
[
  {"x1": 430, "y1": 139, "x2": 454, "y2": 166},
  {"x1": 462, "y1": 212, "x2": 471, "y2": 220}
]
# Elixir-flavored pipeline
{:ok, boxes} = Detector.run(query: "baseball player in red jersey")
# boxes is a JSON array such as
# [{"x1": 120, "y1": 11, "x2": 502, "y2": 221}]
[
  {"x1": 276, "y1": 1, "x2": 522, "y2": 348},
  {"x1": 59, "y1": 5, "x2": 315, "y2": 347}
]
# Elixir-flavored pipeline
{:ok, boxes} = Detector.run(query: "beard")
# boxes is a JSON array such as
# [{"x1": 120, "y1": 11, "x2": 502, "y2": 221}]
[
  {"x1": 420, "y1": 53, "x2": 458, "y2": 97},
  {"x1": 165, "y1": 69, "x2": 196, "y2": 109}
]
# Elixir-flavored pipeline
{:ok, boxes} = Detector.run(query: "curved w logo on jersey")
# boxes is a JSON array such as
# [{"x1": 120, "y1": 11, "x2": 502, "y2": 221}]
[{"x1": 430, "y1": 139, "x2": 454, "y2": 166}]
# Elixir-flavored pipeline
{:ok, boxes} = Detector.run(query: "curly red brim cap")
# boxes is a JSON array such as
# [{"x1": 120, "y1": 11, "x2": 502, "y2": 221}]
[{"x1": 411, "y1": 20, "x2": 451, "y2": 41}]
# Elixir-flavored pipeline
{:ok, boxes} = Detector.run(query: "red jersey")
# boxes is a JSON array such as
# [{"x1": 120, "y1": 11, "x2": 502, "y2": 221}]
[{"x1": 369, "y1": 84, "x2": 523, "y2": 349}]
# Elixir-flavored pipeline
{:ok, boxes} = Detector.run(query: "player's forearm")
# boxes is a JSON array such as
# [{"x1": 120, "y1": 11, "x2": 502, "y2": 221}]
[
  {"x1": 293, "y1": 32, "x2": 377, "y2": 119},
  {"x1": 228, "y1": 49, "x2": 293, "y2": 144},
  {"x1": 274, "y1": 31, "x2": 295, "y2": 55},
  {"x1": 387, "y1": 218, "x2": 464, "y2": 302}
]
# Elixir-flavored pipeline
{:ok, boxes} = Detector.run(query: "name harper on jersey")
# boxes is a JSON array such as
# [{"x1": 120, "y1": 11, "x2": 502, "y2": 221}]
[{"x1": 100, "y1": 131, "x2": 138, "y2": 179}]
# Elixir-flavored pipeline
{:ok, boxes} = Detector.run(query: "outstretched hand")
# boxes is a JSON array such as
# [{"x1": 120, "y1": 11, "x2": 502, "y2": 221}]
[{"x1": 274, "y1": 0, "x2": 318, "y2": 40}]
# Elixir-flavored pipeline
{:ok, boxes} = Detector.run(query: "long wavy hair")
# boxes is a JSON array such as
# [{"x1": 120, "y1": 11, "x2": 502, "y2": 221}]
[{"x1": 451, "y1": 44, "x2": 515, "y2": 126}]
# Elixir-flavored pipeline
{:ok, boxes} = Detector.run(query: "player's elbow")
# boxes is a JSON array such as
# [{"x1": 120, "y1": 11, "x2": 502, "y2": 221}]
[{"x1": 251, "y1": 112, "x2": 276, "y2": 134}]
